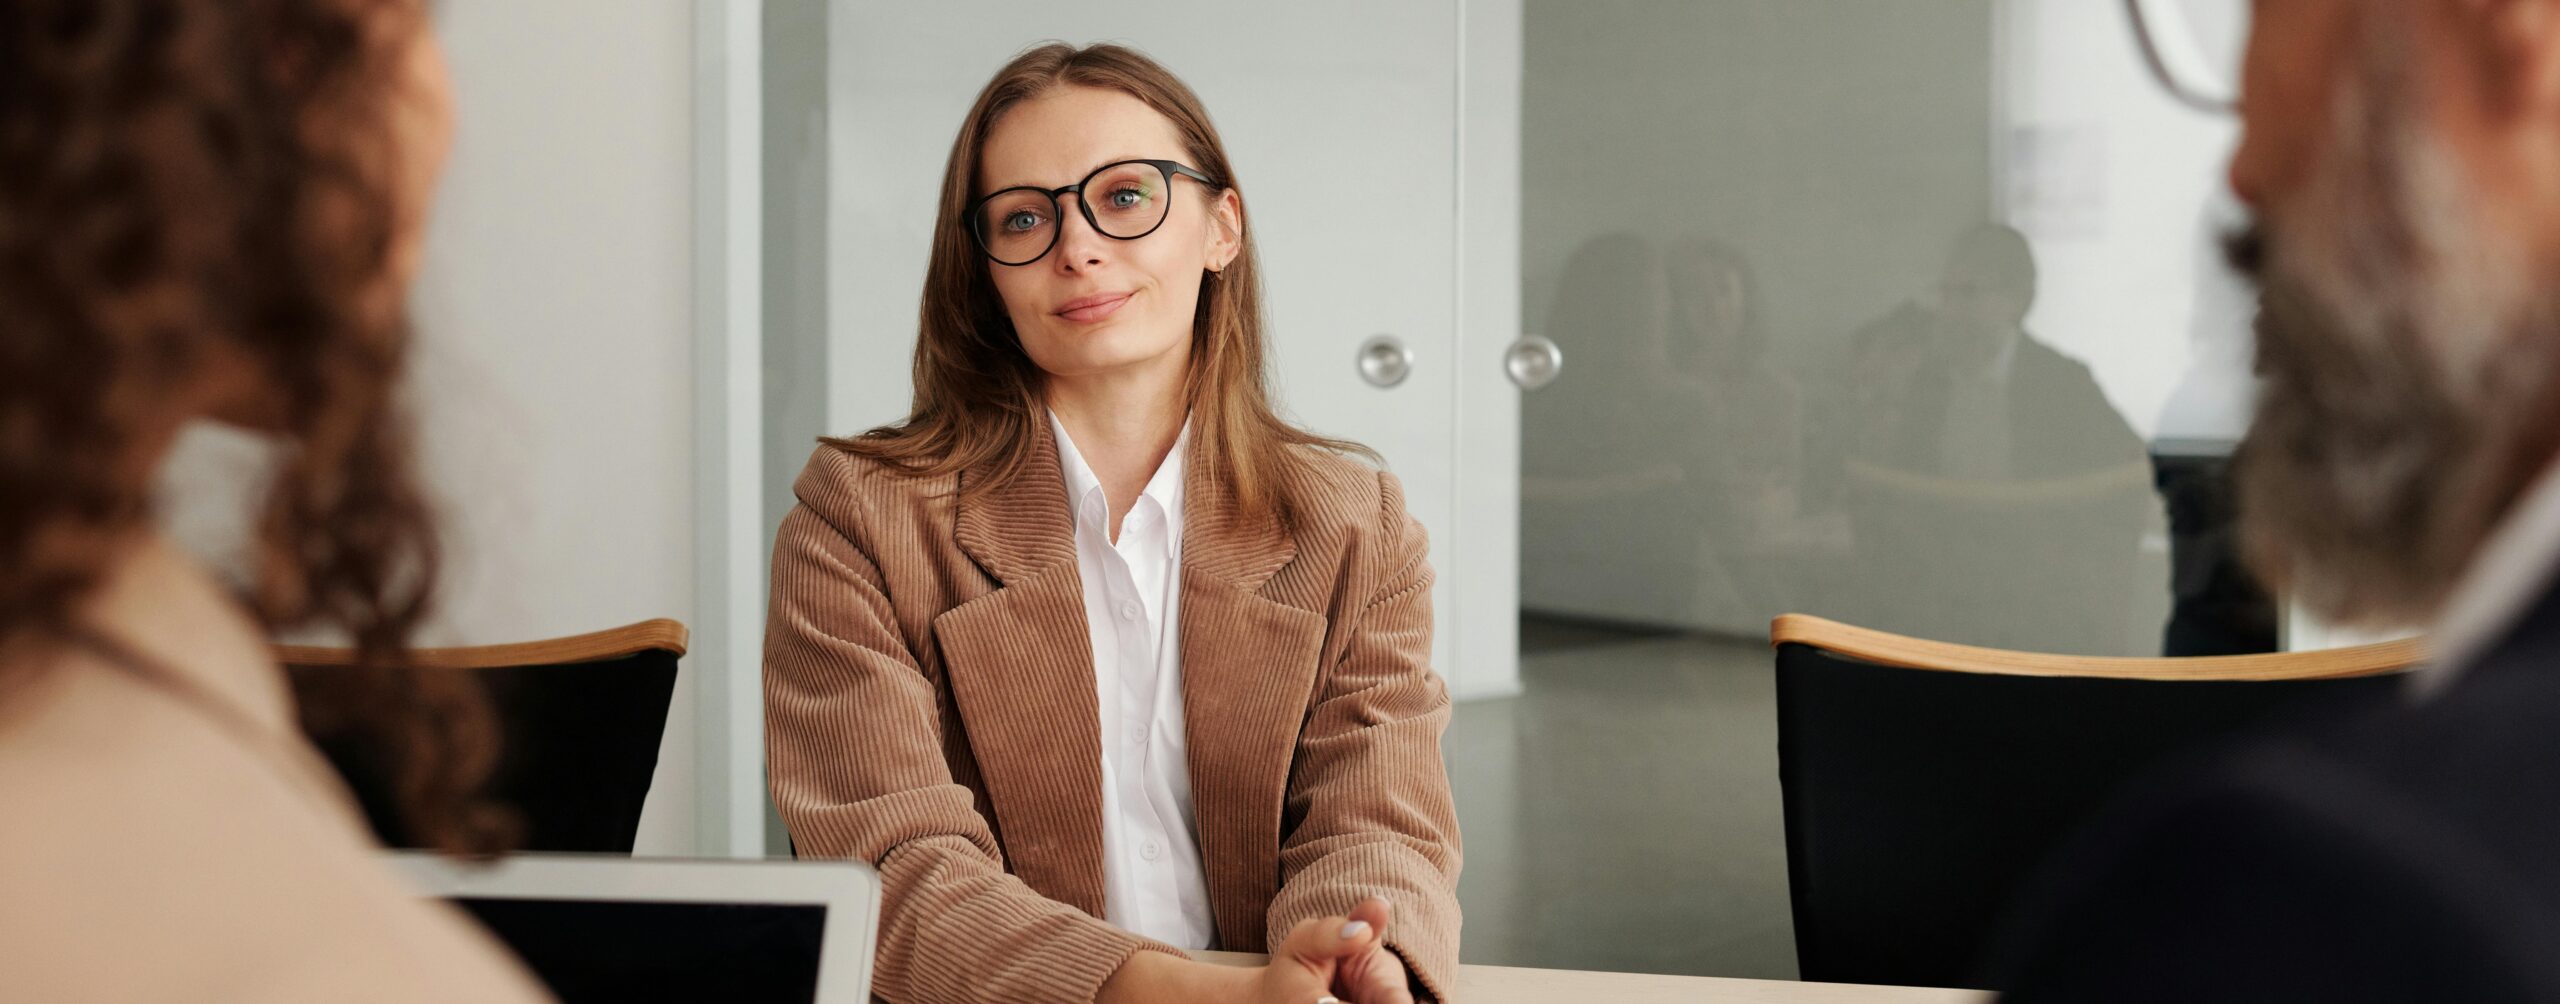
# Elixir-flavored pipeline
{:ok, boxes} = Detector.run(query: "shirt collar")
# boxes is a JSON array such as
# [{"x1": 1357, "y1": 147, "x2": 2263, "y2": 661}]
[
  {"x1": 1143, "y1": 422, "x2": 1189, "y2": 547},
  {"x1": 2419, "y1": 458, "x2": 2560, "y2": 697},
  {"x1": 1049, "y1": 410, "x2": 1108, "y2": 518},
  {"x1": 1046, "y1": 410, "x2": 1191, "y2": 544}
]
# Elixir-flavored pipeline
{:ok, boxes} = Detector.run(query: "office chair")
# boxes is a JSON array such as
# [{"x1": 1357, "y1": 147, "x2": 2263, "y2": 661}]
[
  {"x1": 1771, "y1": 613, "x2": 2418, "y2": 990},
  {"x1": 1838, "y1": 458, "x2": 2155, "y2": 655},
  {"x1": 280, "y1": 619, "x2": 687, "y2": 854}
]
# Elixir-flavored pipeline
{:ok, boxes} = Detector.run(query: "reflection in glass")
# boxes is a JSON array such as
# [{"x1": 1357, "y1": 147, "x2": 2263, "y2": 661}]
[
  {"x1": 1524, "y1": 234, "x2": 1708, "y2": 624},
  {"x1": 1838, "y1": 224, "x2": 2152, "y2": 654},
  {"x1": 1473, "y1": 1, "x2": 2245, "y2": 981}
]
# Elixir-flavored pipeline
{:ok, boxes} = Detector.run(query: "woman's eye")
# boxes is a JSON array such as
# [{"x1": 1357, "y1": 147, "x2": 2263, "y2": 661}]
[
  {"x1": 1003, "y1": 210, "x2": 1044, "y2": 232},
  {"x1": 1107, "y1": 186, "x2": 1149, "y2": 210}
]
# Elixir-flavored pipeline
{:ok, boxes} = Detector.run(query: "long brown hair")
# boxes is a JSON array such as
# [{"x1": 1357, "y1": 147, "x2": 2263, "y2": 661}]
[
  {"x1": 0, "y1": 0, "x2": 508, "y2": 853},
  {"x1": 827, "y1": 42, "x2": 1370, "y2": 524}
]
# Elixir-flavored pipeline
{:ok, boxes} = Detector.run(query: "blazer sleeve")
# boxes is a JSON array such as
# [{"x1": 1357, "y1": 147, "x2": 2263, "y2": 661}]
[
  {"x1": 1264, "y1": 469, "x2": 1465, "y2": 1001},
  {"x1": 764, "y1": 466, "x2": 1178, "y2": 1004},
  {"x1": 1991, "y1": 748, "x2": 2548, "y2": 1002}
]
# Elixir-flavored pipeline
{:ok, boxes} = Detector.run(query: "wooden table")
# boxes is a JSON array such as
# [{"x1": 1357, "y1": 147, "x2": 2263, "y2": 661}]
[{"x1": 1193, "y1": 952, "x2": 1988, "y2": 1003}]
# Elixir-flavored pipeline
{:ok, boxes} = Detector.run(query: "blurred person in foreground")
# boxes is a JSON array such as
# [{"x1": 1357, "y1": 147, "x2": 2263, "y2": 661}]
[
  {"x1": 0, "y1": 2, "x2": 544, "y2": 999},
  {"x1": 1996, "y1": 1, "x2": 2560, "y2": 999}
]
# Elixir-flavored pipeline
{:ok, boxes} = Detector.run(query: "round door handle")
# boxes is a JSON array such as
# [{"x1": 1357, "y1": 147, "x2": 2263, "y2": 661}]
[
  {"x1": 1358, "y1": 334, "x2": 1412, "y2": 388},
  {"x1": 1506, "y1": 334, "x2": 1563, "y2": 390}
]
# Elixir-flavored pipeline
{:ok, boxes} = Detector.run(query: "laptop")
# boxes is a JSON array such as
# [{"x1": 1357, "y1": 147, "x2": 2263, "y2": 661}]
[{"x1": 387, "y1": 852, "x2": 880, "y2": 1003}]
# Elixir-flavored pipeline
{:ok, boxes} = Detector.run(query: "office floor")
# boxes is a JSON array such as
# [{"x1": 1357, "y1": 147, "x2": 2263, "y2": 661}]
[{"x1": 1446, "y1": 614, "x2": 1798, "y2": 979}]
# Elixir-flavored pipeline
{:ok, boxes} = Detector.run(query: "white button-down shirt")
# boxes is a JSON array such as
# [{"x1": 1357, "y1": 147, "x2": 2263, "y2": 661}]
[
  {"x1": 1048, "y1": 412, "x2": 1216, "y2": 949},
  {"x1": 2421, "y1": 460, "x2": 2560, "y2": 698}
]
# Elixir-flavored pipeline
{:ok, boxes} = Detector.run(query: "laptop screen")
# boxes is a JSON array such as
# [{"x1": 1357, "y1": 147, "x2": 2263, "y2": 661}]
[
  {"x1": 386, "y1": 852, "x2": 879, "y2": 1004},
  {"x1": 457, "y1": 897, "x2": 826, "y2": 1003}
]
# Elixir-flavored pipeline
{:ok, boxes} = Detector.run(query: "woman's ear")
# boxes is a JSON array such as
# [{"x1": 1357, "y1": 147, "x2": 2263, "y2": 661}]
[{"x1": 1205, "y1": 188, "x2": 1243, "y2": 272}]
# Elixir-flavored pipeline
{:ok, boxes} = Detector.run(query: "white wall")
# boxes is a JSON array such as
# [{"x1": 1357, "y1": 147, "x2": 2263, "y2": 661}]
[
  {"x1": 763, "y1": 0, "x2": 830, "y2": 853},
  {"x1": 1519, "y1": 0, "x2": 1997, "y2": 365},
  {"x1": 1454, "y1": 0, "x2": 1527, "y2": 700},
  {"x1": 1996, "y1": 0, "x2": 2245, "y2": 442},
  {"x1": 407, "y1": 0, "x2": 702, "y2": 855}
]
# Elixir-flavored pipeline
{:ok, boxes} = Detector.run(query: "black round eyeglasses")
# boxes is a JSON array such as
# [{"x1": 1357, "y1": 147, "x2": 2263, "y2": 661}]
[{"x1": 966, "y1": 158, "x2": 1217, "y2": 267}]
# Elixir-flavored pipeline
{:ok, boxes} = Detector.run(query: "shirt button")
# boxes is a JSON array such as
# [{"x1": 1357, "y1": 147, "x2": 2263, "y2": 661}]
[
  {"x1": 1118, "y1": 600, "x2": 1142, "y2": 621},
  {"x1": 1127, "y1": 724, "x2": 1148, "y2": 746},
  {"x1": 1141, "y1": 841, "x2": 1163, "y2": 862}
]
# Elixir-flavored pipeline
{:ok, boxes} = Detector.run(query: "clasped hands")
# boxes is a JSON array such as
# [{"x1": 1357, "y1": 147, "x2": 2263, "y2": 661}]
[{"x1": 1099, "y1": 896, "x2": 1419, "y2": 1004}]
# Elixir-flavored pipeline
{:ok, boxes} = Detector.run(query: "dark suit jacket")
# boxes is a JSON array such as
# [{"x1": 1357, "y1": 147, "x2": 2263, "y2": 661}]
[
  {"x1": 1990, "y1": 581, "x2": 2560, "y2": 1001},
  {"x1": 1852, "y1": 330, "x2": 2146, "y2": 481},
  {"x1": 1838, "y1": 327, "x2": 2154, "y2": 651}
]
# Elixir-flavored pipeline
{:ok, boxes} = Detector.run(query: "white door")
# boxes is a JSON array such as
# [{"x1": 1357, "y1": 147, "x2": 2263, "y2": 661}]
[{"x1": 825, "y1": 1, "x2": 1472, "y2": 688}]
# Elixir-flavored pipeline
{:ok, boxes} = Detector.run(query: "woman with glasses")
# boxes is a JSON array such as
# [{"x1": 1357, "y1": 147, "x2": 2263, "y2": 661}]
[{"x1": 765, "y1": 43, "x2": 1459, "y2": 1004}]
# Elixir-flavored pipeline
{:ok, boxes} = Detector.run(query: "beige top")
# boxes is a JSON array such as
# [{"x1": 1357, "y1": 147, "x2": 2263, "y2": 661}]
[{"x1": 0, "y1": 535, "x2": 550, "y2": 1002}]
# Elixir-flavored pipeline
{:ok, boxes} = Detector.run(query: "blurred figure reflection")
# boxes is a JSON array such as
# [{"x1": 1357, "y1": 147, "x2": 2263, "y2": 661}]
[
  {"x1": 1841, "y1": 224, "x2": 2152, "y2": 653},
  {"x1": 1523, "y1": 234, "x2": 1734, "y2": 627},
  {"x1": 1665, "y1": 238, "x2": 1816, "y2": 625},
  {"x1": 1666, "y1": 239, "x2": 1806, "y2": 535},
  {"x1": 1525, "y1": 234, "x2": 1835, "y2": 634}
]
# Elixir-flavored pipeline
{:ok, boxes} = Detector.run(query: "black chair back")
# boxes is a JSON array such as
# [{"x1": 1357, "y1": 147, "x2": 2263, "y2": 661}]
[
  {"x1": 285, "y1": 622, "x2": 684, "y2": 854},
  {"x1": 1775, "y1": 639, "x2": 2400, "y2": 990}
]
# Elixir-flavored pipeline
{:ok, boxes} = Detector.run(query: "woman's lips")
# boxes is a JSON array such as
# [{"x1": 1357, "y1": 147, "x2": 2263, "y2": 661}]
[{"x1": 1055, "y1": 291, "x2": 1132, "y2": 324}]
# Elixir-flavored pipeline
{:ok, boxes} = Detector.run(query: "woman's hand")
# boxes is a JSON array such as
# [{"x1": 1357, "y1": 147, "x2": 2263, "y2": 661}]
[
  {"x1": 1320, "y1": 898, "x2": 1416, "y2": 1004},
  {"x1": 1099, "y1": 901, "x2": 1387, "y2": 1004},
  {"x1": 1260, "y1": 897, "x2": 1414, "y2": 1004}
]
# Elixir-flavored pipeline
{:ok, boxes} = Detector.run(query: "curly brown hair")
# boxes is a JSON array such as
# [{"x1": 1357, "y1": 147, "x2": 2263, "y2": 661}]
[{"x1": 0, "y1": 0, "x2": 510, "y2": 853}]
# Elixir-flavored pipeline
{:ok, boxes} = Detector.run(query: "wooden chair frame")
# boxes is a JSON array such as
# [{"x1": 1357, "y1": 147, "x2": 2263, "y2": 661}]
[
  {"x1": 276, "y1": 619, "x2": 690, "y2": 670},
  {"x1": 1770, "y1": 613, "x2": 2421, "y2": 682}
]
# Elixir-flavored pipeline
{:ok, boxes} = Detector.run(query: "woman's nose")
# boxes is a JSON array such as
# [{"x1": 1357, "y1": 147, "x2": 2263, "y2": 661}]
[{"x1": 1051, "y1": 195, "x2": 1109, "y2": 269}]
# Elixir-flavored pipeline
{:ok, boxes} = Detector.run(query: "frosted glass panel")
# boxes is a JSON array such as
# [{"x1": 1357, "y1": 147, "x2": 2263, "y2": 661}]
[{"x1": 1517, "y1": 0, "x2": 2244, "y2": 657}]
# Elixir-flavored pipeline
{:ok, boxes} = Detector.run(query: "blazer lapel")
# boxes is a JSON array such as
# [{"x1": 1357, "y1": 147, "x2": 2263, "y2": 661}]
[
  {"x1": 933, "y1": 425, "x2": 1110, "y2": 916},
  {"x1": 1178, "y1": 439, "x2": 1329, "y2": 947}
]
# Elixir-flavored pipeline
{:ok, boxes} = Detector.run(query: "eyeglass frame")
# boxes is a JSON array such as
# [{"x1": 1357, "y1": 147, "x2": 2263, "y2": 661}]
[
  {"x1": 965, "y1": 158, "x2": 1220, "y2": 266},
  {"x1": 2124, "y1": 0, "x2": 2240, "y2": 116}
]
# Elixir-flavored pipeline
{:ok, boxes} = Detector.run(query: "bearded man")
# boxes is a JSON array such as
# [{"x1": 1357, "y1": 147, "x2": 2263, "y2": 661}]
[{"x1": 1996, "y1": 2, "x2": 2560, "y2": 1000}]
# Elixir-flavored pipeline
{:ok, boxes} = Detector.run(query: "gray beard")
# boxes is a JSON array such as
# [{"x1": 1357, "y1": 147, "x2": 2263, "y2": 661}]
[
  {"x1": 2232, "y1": 264, "x2": 2554, "y2": 628},
  {"x1": 2232, "y1": 37, "x2": 2560, "y2": 629}
]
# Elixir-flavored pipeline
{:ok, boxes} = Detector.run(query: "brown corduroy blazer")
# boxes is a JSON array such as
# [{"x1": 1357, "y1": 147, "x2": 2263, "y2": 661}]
[{"x1": 765, "y1": 429, "x2": 1462, "y2": 1004}]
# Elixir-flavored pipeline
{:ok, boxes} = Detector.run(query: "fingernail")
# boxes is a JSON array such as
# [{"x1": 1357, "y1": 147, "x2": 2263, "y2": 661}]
[{"x1": 1340, "y1": 920, "x2": 1370, "y2": 940}]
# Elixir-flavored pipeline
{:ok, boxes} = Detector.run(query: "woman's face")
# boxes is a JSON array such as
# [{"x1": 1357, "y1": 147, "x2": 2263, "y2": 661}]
[
  {"x1": 975, "y1": 85, "x2": 1240, "y2": 386},
  {"x1": 387, "y1": 15, "x2": 457, "y2": 287},
  {"x1": 1670, "y1": 258, "x2": 1747, "y2": 354}
]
